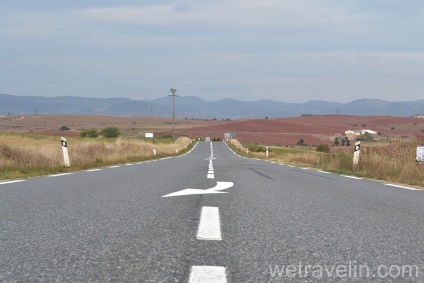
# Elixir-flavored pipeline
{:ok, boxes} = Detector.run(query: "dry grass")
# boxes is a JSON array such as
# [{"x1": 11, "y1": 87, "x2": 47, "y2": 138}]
[
  {"x1": 0, "y1": 134, "x2": 193, "y2": 180},
  {"x1": 229, "y1": 139, "x2": 424, "y2": 188}
]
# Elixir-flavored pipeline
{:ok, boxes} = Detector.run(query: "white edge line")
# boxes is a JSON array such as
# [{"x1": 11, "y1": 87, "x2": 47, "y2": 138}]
[
  {"x1": 0, "y1": 180, "x2": 26, "y2": 185},
  {"x1": 385, "y1": 184, "x2": 420, "y2": 191},
  {"x1": 341, "y1": 175, "x2": 363, "y2": 180},
  {"x1": 189, "y1": 266, "x2": 227, "y2": 283},
  {"x1": 86, "y1": 169, "x2": 102, "y2": 172},
  {"x1": 47, "y1": 173, "x2": 73, "y2": 177}
]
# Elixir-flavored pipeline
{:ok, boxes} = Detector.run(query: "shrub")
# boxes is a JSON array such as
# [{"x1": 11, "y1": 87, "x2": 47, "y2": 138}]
[
  {"x1": 316, "y1": 144, "x2": 330, "y2": 153},
  {"x1": 100, "y1": 127, "x2": 120, "y2": 138},
  {"x1": 248, "y1": 145, "x2": 267, "y2": 152},
  {"x1": 334, "y1": 137, "x2": 339, "y2": 146},
  {"x1": 297, "y1": 139, "x2": 306, "y2": 146},
  {"x1": 80, "y1": 129, "x2": 99, "y2": 138}
]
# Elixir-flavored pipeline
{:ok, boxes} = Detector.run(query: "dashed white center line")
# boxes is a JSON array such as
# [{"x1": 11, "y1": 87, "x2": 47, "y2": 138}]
[
  {"x1": 207, "y1": 142, "x2": 215, "y2": 179},
  {"x1": 385, "y1": 184, "x2": 420, "y2": 191},
  {"x1": 189, "y1": 266, "x2": 227, "y2": 283},
  {"x1": 197, "y1": 206, "x2": 222, "y2": 241},
  {"x1": 0, "y1": 180, "x2": 26, "y2": 185}
]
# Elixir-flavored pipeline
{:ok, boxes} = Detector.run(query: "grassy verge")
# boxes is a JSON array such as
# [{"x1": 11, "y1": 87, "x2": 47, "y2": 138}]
[
  {"x1": 0, "y1": 134, "x2": 195, "y2": 180},
  {"x1": 227, "y1": 139, "x2": 424, "y2": 188}
]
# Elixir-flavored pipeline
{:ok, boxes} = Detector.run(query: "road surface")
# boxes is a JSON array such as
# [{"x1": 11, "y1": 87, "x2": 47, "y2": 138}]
[{"x1": 1, "y1": 142, "x2": 424, "y2": 282}]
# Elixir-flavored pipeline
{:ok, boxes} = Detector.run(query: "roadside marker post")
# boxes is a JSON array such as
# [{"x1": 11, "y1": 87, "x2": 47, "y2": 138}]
[
  {"x1": 153, "y1": 146, "x2": 157, "y2": 156},
  {"x1": 417, "y1": 146, "x2": 424, "y2": 162},
  {"x1": 266, "y1": 146, "x2": 269, "y2": 158},
  {"x1": 61, "y1": 137, "x2": 70, "y2": 167},
  {"x1": 353, "y1": 141, "x2": 360, "y2": 171}
]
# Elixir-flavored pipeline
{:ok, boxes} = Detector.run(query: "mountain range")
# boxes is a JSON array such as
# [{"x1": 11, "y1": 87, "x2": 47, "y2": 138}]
[{"x1": 1, "y1": 93, "x2": 423, "y2": 118}]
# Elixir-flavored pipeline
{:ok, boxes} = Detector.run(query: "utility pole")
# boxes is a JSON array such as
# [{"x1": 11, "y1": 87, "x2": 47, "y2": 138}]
[{"x1": 169, "y1": 88, "x2": 179, "y2": 141}]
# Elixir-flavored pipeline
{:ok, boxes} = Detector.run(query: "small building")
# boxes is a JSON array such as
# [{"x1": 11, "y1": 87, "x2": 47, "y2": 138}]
[
  {"x1": 344, "y1": 130, "x2": 361, "y2": 136},
  {"x1": 413, "y1": 114, "x2": 424, "y2": 119},
  {"x1": 346, "y1": 133, "x2": 357, "y2": 141},
  {"x1": 361, "y1": 129, "x2": 377, "y2": 135}
]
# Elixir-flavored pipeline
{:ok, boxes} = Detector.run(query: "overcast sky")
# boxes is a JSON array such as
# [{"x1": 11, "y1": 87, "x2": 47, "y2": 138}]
[{"x1": 1, "y1": 0, "x2": 423, "y2": 103}]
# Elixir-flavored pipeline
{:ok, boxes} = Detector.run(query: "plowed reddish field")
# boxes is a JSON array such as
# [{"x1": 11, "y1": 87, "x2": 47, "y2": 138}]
[{"x1": 173, "y1": 115, "x2": 424, "y2": 145}]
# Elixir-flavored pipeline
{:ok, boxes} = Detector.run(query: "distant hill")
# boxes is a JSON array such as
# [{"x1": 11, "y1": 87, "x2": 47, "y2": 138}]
[{"x1": 1, "y1": 93, "x2": 423, "y2": 118}]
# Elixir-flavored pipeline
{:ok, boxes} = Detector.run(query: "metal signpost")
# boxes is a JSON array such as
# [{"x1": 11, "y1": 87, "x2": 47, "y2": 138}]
[
  {"x1": 61, "y1": 137, "x2": 70, "y2": 167},
  {"x1": 353, "y1": 141, "x2": 360, "y2": 171}
]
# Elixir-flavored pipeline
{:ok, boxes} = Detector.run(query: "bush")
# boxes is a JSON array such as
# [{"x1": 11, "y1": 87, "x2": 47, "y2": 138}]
[
  {"x1": 316, "y1": 144, "x2": 330, "y2": 153},
  {"x1": 248, "y1": 145, "x2": 267, "y2": 152},
  {"x1": 161, "y1": 134, "x2": 173, "y2": 139},
  {"x1": 100, "y1": 127, "x2": 120, "y2": 138},
  {"x1": 297, "y1": 138, "x2": 306, "y2": 146},
  {"x1": 80, "y1": 129, "x2": 99, "y2": 138}
]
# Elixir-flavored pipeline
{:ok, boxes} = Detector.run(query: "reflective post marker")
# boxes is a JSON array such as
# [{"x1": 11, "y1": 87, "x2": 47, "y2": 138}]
[
  {"x1": 353, "y1": 141, "x2": 360, "y2": 171},
  {"x1": 266, "y1": 146, "x2": 269, "y2": 158},
  {"x1": 61, "y1": 137, "x2": 70, "y2": 167},
  {"x1": 153, "y1": 146, "x2": 157, "y2": 156}
]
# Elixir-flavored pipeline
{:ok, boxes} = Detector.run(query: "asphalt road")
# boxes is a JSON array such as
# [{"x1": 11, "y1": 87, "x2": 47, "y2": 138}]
[{"x1": 1, "y1": 141, "x2": 424, "y2": 282}]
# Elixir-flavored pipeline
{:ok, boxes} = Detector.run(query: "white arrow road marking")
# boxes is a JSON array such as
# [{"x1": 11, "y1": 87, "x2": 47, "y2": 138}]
[
  {"x1": 197, "y1": 206, "x2": 222, "y2": 240},
  {"x1": 190, "y1": 266, "x2": 227, "y2": 283},
  {"x1": 161, "y1": 182, "x2": 234, "y2": 197}
]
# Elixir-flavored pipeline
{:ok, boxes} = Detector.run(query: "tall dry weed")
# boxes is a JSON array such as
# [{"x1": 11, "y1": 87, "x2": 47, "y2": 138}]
[
  {"x1": 0, "y1": 135, "x2": 193, "y2": 179},
  {"x1": 230, "y1": 138, "x2": 424, "y2": 187}
]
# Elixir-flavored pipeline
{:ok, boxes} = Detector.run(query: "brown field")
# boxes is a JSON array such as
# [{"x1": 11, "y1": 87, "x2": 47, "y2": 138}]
[
  {"x1": 1, "y1": 114, "x2": 424, "y2": 146},
  {"x1": 174, "y1": 115, "x2": 424, "y2": 146},
  {"x1": 0, "y1": 114, "x2": 228, "y2": 138}
]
